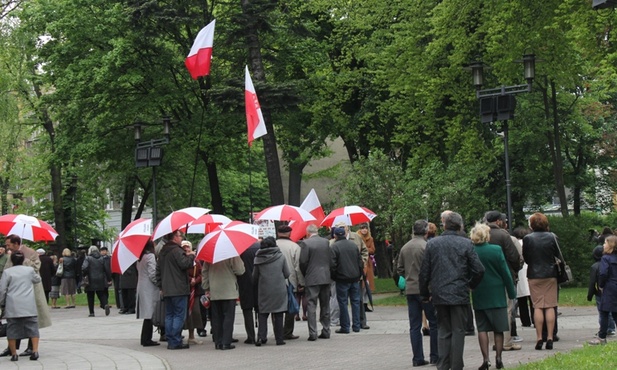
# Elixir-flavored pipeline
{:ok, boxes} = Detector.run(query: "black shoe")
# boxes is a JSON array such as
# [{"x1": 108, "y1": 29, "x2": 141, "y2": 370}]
[
  {"x1": 413, "y1": 360, "x2": 429, "y2": 367},
  {"x1": 364, "y1": 304, "x2": 373, "y2": 312},
  {"x1": 231, "y1": 338, "x2": 239, "y2": 343},
  {"x1": 284, "y1": 334, "x2": 299, "y2": 340},
  {"x1": 307, "y1": 336, "x2": 317, "y2": 341},
  {"x1": 30, "y1": 352, "x2": 39, "y2": 361},
  {"x1": 422, "y1": 327, "x2": 430, "y2": 336},
  {"x1": 0, "y1": 348, "x2": 11, "y2": 357},
  {"x1": 142, "y1": 341, "x2": 160, "y2": 347},
  {"x1": 276, "y1": 341, "x2": 286, "y2": 345},
  {"x1": 545, "y1": 339, "x2": 553, "y2": 350},
  {"x1": 19, "y1": 348, "x2": 33, "y2": 357},
  {"x1": 255, "y1": 339, "x2": 262, "y2": 347},
  {"x1": 167, "y1": 343, "x2": 189, "y2": 350},
  {"x1": 159, "y1": 335, "x2": 167, "y2": 342},
  {"x1": 495, "y1": 358, "x2": 504, "y2": 369},
  {"x1": 128, "y1": 309, "x2": 136, "y2": 314},
  {"x1": 88, "y1": 314, "x2": 95, "y2": 317},
  {"x1": 221, "y1": 344, "x2": 235, "y2": 350},
  {"x1": 535, "y1": 340, "x2": 543, "y2": 350},
  {"x1": 118, "y1": 310, "x2": 127, "y2": 314},
  {"x1": 335, "y1": 329, "x2": 349, "y2": 334},
  {"x1": 10, "y1": 355, "x2": 18, "y2": 361},
  {"x1": 198, "y1": 330, "x2": 208, "y2": 337},
  {"x1": 478, "y1": 360, "x2": 489, "y2": 370},
  {"x1": 318, "y1": 333, "x2": 330, "y2": 339},
  {"x1": 361, "y1": 325, "x2": 370, "y2": 330},
  {"x1": 105, "y1": 305, "x2": 110, "y2": 316}
]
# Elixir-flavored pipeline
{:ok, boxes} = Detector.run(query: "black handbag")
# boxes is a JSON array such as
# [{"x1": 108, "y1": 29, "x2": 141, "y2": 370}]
[
  {"x1": 152, "y1": 299, "x2": 166, "y2": 328},
  {"x1": 553, "y1": 234, "x2": 573, "y2": 284}
]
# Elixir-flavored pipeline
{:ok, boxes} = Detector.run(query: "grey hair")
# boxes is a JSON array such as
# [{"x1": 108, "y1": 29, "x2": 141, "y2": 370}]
[
  {"x1": 443, "y1": 211, "x2": 464, "y2": 232},
  {"x1": 88, "y1": 245, "x2": 99, "y2": 255},
  {"x1": 306, "y1": 224, "x2": 319, "y2": 235}
]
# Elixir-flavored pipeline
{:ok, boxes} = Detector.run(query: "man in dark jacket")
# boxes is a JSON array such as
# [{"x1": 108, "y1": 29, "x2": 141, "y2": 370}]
[
  {"x1": 299, "y1": 224, "x2": 332, "y2": 341},
  {"x1": 37, "y1": 249, "x2": 54, "y2": 303},
  {"x1": 156, "y1": 230, "x2": 195, "y2": 350},
  {"x1": 420, "y1": 211, "x2": 485, "y2": 370},
  {"x1": 330, "y1": 227, "x2": 364, "y2": 334}
]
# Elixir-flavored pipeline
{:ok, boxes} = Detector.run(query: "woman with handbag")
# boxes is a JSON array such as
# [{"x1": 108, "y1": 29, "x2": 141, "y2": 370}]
[
  {"x1": 253, "y1": 237, "x2": 290, "y2": 346},
  {"x1": 58, "y1": 248, "x2": 77, "y2": 309},
  {"x1": 522, "y1": 212, "x2": 561, "y2": 350},
  {"x1": 82, "y1": 246, "x2": 112, "y2": 317}
]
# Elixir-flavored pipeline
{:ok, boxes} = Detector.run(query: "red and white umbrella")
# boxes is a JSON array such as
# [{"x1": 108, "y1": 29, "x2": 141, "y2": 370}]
[
  {"x1": 254, "y1": 204, "x2": 316, "y2": 223},
  {"x1": 320, "y1": 206, "x2": 377, "y2": 227},
  {"x1": 0, "y1": 214, "x2": 58, "y2": 242},
  {"x1": 152, "y1": 207, "x2": 210, "y2": 240},
  {"x1": 196, "y1": 221, "x2": 259, "y2": 263},
  {"x1": 111, "y1": 218, "x2": 152, "y2": 274},
  {"x1": 186, "y1": 214, "x2": 233, "y2": 234}
]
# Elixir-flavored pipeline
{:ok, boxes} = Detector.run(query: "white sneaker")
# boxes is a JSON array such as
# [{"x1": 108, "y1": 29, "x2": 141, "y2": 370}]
[
  {"x1": 511, "y1": 336, "x2": 523, "y2": 342},
  {"x1": 588, "y1": 338, "x2": 607, "y2": 345},
  {"x1": 608, "y1": 331, "x2": 616, "y2": 336}
]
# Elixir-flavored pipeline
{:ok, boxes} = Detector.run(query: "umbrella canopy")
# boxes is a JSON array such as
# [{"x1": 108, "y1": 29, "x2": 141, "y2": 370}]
[
  {"x1": 152, "y1": 207, "x2": 210, "y2": 240},
  {"x1": 254, "y1": 204, "x2": 316, "y2": 223},
  {"x1": 111, "y1": 218, "x2": 152, "y2": 274},
  {"x1": 196, "y1": 221, "x2": 259, "y2": 263},
  {"x1": 0, "y1": 214, "x2": 58, "y2": 242},
  {"x1": 320, "y1": 206, "x2": 377, "y2": 227},
  {"x1": 186, "y1": 214, "x2": 233, "y2": 234}
]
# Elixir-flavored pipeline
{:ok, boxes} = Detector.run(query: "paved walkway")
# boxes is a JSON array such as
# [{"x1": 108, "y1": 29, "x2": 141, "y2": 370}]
[{"x1": 0, "y1": 303, "x2": 604, "y2": 369}]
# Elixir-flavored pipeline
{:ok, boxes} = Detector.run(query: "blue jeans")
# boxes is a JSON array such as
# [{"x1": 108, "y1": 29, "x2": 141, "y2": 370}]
[
  {"x1": 406, "y1": 294, "x2": 438, "y2": 365},
  {"x1": 596, "y1": 295, "x2": 616, "y2": 332},
  {"x1": 164, "y1": 296, "x2": 188, "y2": 347},
  {"x1": 336, "y1": 281, "x2": 361, "y2": 332}
]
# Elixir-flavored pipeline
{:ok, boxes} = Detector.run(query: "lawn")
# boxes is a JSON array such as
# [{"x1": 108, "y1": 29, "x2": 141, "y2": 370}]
[
  {"x1": 511, "y1": 342, "x2": 617, "y2": 369},
  {"x1": 58, "y1": 289, "x2": 118, "y2": 307},
  {"x1": 371, "y1": 278, "x2": 594, "y2": 307}
]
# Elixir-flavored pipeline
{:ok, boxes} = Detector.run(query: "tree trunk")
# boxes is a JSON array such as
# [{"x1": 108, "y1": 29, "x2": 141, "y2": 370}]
[
  {"x1": 121, "y1": 174, "x2": 137, "y2": 229},
  {"x1": 287, "y1": 160, "x2": 307, "y2": 206},
  {"x1": 198, "y1": 150, "x2": 224, "y2": 214},
  {"x1": 242, "y1": 0, "x2": 285, "y2": 205},
  {"x1": 0, "y1": 177, "x2": 8, "y2": 215}
]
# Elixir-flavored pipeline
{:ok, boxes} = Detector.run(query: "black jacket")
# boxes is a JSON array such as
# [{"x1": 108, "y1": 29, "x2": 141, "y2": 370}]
[
  {"x1": 82, "y1": 251, "x2": 112, "y2": 291},
  {"x1": 238, "y1": 241, "x2": 260, "y2": 311},
  {"x1": 330, "y1": 238, "x2": 363, "y2": 283},
  {"x1": 522, "y1": 231, "x2": 560, "y2": 280}
]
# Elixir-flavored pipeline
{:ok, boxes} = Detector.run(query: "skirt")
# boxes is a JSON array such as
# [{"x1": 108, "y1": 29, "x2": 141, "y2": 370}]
[
  {"x1": 60, "y1": 278, "x2": 77, "y2": 296},
  {"x1": 7, "y1": 317, "x2": 39, "y2": 340},
  {"x1": 529, "y1": 278, "x2": 558, "y2": 309},
  {"x1": 475, "y1": 307, "x2": 509, "y2": 333},
  {"x1": 50, "y1": 286, "x2": 60, "y2": 299}
]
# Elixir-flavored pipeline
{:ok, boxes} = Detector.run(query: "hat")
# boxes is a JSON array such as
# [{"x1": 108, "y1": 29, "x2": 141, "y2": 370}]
[
  {"x1": 333, "y1": 227, "x2": 347, "y2": 237},
  {"x1": 36, "y1": 248, "x2": 45, "y2": 255},
  {"x1": 485, "y1": 211, "x2": 502, "y2": 223},
  {"x1": 181, "y1": 240, "x2": 193, "y2": 249},
  {"x1": 334, "y1": 221, "x2": 348, "y2": 228},
  {"x1": 277, "y1": 225, "x2": 292, "y2": 233}
]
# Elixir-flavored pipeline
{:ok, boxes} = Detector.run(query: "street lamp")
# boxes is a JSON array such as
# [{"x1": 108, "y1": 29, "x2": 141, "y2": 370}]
[
  {"x1": 468, "y1": 54, "x2": 536, "y2": 233},
  {"x1": 72, "y1": 174, "x2": 78, "y2": 249},
  {"x1": 134, "y1": 117, "x2": 171, "y2": 226}
]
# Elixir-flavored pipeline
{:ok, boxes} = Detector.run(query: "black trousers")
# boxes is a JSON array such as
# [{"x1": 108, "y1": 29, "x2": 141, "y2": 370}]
[
  {"x1": 258, "y1": 312, "x2": 284, "y2": 344},
  {"x1": 141, "y1": 319, "x2": 154, "y2": 345},
  {"x1": 210, "y1": 300, "x2": 236, "y2": 347},
  {"x1": 87, "y1": 290, "x2": 108, "y2": 315},
  {"x1": 121, "y1": 288, "x2": 136, "y2": 311},
  {"x1": 242, "y1": 309, "x2": 256, "y2": 342}
]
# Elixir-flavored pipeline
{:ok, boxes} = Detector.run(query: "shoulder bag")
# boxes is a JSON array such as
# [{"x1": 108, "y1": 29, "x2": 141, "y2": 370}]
[
  {"x1": 553, "y1": 233, "x2": 573, "y2": 284},
  {"x1": 55, "y1": 262, "x2": 64, "y2": 277}
]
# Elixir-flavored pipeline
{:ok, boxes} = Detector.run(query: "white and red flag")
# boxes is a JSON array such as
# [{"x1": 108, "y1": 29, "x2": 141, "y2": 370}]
[
  {"x1": 245, "y1": 65, "x2": 267, "y2": 145},
  {"x1": 290, "y1": 189, "x2": 326, "y2": 242},
  {"x1": 185, "y1": 20, "x2": 216, "y2": 79}
]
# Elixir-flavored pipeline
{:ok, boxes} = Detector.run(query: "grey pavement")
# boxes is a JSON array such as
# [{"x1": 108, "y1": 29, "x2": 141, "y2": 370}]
[{"x1": 2, "y1": 302, "x2": 605, "y2": 369}]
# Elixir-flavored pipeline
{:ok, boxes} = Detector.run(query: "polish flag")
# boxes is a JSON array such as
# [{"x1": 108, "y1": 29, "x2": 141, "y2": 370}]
[
  {"x1": 290, "y1": 189, "x2": 326, "y2": 242},
  {"x1": 185, "y1": 20, "x2": 216, "y2": 79},
  {"x1": 245, "y1": 65, "x2": 267, "y2": 145}
]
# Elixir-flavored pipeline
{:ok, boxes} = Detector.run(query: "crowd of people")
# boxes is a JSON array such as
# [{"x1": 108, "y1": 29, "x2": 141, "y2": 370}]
[{"x1": 3, "y1": 207, "x2": 617, "y2": 369}]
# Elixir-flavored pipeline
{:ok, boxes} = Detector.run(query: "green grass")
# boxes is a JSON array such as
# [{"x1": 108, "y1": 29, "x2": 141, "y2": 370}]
[
  {"x1": 512, "y1": 342, "x2": 617, "y2": 369},
  {"x1": 57, "y1": 289, "x2": 117, "y2": 307},
  {"x1": 371, "y1": 279, "x2": 594, "y2": 307}
]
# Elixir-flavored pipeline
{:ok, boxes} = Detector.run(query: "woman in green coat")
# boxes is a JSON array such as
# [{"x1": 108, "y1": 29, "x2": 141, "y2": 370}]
[{"x1": 470, "y1": 223, "x2": 516, "y2": 370}]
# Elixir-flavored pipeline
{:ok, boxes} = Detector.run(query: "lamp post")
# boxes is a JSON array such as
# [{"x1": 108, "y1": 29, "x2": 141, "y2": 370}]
[
  {"x1": 134, "y1": 117, "x2": 171, "y2": 226},
  {"x1": 468, "y1": 54, "x2": 536, "y2": 234},
  {"x1": 72, "y1": 174, "x2": 78, "y2": 249}
]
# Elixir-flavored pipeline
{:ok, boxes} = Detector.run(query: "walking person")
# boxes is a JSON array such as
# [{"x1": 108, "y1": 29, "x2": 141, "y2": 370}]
[
  {"x1": 136, "y1": 240, "x2": 160, "y2": 347},
  {"x1": 419, "y1": 211, "x2": 485, "y2": 370},
  {"x1": 81, "y1": 246, "x2": 112, "y2": 317},
  {"x1": 521, "y1": 213, "x2": 560, "y2": 350},
  {"x1": 253, "y1": 237, "x2": 290, "y2": 346},
  {"x1": 397, "y1": 220, "x2": 438, "y2": 367},
  {"x1": 299, "y1": 224, "x2": 331, "y2": 341},
  {"x1": 469, "y1": 223, "x2": 516, "y2": 370}
]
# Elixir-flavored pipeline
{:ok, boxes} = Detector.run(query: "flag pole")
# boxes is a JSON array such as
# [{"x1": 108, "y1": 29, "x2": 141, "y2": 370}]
[
  {"x1": 248, "y1": 142, "x2": 254, "y2": 224},
  {"x1": 189, "y1": 95, "x2": 207, "y2": 207}
]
